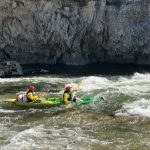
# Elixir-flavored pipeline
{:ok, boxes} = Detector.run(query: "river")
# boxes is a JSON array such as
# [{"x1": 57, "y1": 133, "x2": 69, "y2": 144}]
[{"x1": 0, "y1": 64, "x2": 150, "y2": 150}]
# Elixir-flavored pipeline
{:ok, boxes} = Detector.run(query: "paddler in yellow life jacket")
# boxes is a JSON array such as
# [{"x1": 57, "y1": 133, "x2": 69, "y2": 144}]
[
  {"x1": 26, "y1": 86, "x2": 38, "y2": 102},
  {"x1": 63, "y1": 84, "x2": 77, "y2": 105}
]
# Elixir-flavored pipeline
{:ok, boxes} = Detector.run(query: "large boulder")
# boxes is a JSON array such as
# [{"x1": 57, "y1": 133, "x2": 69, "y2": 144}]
[{"x1": 0, "y1": 61, "x2": 23, "y2": 77}]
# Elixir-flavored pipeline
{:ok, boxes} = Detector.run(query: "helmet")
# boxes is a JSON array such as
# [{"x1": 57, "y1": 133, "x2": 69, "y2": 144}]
[
  {"x1": 28, "y1": 86, "x2": 36, "y2": 91},
  {"x1": 65, "y1": 84, "x2": 72, "y2": 91}
]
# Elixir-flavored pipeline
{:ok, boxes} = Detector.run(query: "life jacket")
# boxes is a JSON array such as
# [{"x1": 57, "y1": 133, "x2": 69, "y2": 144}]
[
  {"x1": 26, "y1": 91, "x2": 34, "y2": 102},
  {"x1": 63, "y1": 91, "x2": 72, "y2": 101}
]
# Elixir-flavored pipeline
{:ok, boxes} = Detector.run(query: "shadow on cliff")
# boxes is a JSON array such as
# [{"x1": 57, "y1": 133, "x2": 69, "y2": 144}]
[{"x1": 21, "y1": 63, "x2": 150, "y2": 77}]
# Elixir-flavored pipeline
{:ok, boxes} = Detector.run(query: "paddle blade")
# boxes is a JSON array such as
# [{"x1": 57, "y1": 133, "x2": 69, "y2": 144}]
[
  {"x1": 72, "y1": 81, "x2": 82, "y2": 91},
  {"x1": 77, "y1": 81, "x2": 82, "y2": 87}
]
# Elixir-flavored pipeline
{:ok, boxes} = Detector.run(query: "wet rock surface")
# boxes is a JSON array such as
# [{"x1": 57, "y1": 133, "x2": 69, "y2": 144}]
[{"x1": 0, "y1": 61, "x2": 23, "y2": 77}]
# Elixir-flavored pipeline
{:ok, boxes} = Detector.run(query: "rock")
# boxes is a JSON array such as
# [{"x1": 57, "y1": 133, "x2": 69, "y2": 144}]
[
  {"x1": 0, "y1": 61, "x2": 23, "y2": 77},
  {"x1": 40, "y1": 69, "x2": 49, "y2": 73},
  {"x1": 0, "y1": 0, "x2": 149, "y2": 65}
]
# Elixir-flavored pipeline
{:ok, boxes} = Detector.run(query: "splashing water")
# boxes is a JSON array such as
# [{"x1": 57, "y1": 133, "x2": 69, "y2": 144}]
[{"x1": 1, "y1": 73, "x2": 150, "y2": 149}]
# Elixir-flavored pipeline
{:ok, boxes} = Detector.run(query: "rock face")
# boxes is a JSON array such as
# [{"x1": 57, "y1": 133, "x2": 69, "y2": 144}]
[
  {"x1": 0, "y1": 0, "x2": 149, "y2": 65},
  {"x1": 0, "y1": 61, "x2": 23, "y2": 77}
]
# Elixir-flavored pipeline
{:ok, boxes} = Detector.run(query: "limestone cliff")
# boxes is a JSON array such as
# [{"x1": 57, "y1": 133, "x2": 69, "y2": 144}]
[{"x1": 0, "y1": 0, "x2": 149, "y2": 65}]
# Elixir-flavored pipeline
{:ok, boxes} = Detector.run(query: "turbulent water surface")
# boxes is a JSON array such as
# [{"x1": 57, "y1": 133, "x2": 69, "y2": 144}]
[{"x1": 1, "y1": 67, "x2": 150, "y2": 150}]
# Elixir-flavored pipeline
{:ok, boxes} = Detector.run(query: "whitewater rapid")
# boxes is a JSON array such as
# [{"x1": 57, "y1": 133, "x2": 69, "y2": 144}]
[
  {"x1": 0, "y1": 72, "x2": 150, "y2": 117},
  {"x1": 1, "y1": 72, "x2": 150, "y2": 150}
]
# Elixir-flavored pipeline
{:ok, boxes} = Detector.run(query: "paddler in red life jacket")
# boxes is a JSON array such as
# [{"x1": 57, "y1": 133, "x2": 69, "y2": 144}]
[
  {"x1": 63, "y1": 84, "x2": 76, "y2": 105},
  {"x1": 26, "y1": 86, "x2": 38, "y2": 102}
]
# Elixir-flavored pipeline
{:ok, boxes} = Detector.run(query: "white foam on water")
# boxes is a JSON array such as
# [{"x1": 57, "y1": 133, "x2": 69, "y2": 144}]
[
  {"x1": 132, "y1": 72, "x2": 150, "y2": 80},
  {"x1": 1, "y1": 73, "x2": 149, "y2": 97},
  {"x1": 1, "y1": 121, "x2": 112, "y2": 150},
  {"x1": 79, "y1": 76, "x2": 112, "y2": 92},
  {"x1": 115, "y1": 73, "x2": 150, "y2": 96},
  {"x1": 77, "y1": 136, "x2": 113, "y2": 145},
  {"x1": 76, "y1": 73, "x2": 150, "y2": 100},
  {"x1": 0, "y1": 109, "x2": 16, "y2": 113},
  {"x1": 1, "y1": 125, "x2": 51, "y2": 150},
  {"x1": 115, "y1": 98, "x2": 150, "y2": 117},
  {"x1": 0, "y1": 76, "x2": 64, "y2": 84}
]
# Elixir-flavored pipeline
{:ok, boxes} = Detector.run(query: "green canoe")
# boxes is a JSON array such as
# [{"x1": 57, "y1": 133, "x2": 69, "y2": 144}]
[{"x1": 4, "y1": 96, "x2": 104, "y2": 109}]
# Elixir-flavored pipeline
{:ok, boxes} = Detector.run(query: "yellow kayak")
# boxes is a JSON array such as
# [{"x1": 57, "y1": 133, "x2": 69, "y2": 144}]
[{"x1": 4, "y1": 98, "x2": 63, "y2": 108}]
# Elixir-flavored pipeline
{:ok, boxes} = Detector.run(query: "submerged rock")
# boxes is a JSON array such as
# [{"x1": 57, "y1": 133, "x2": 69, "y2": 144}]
[
  {"x1": 0, "y1": 61, "x2": 23, "y2": 77},
  {"x1": 0, "y1": 0, "x2": 149, "y2": 65}
]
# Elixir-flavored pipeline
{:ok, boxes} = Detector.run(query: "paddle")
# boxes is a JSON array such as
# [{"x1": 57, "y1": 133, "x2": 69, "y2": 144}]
[{"x1": 71, "y1": 81, "x2": 82, "y2": 101}]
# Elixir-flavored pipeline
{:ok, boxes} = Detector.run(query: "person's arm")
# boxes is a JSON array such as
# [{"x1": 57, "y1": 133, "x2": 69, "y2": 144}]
[
  {"x1": 27, "y1": 92, "x2": 38, "y2": 102},
  {"x1": 64, "y1": 93, "x2": 71, "y2": 105},
  {"x1": 71, "y1": 89, "x2": 77, "y2": 93}
]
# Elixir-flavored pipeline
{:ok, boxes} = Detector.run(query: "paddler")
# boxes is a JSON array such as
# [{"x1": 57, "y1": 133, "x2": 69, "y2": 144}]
[
  {"x1": 63, "y1": 84, "x2": 77, "y2": 105},
  {"x1": 26, "y1": 85, "x2": 38, "y2": 102}
]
